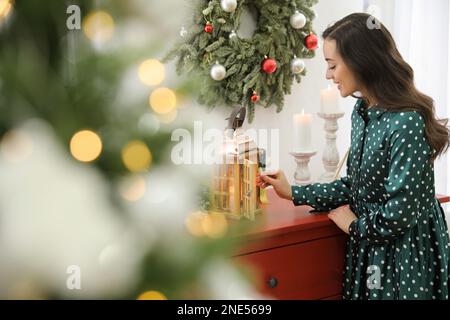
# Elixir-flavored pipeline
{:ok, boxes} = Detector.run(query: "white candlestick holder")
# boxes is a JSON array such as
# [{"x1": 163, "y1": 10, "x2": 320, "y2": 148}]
[
  {"x1": 289, "y1": 150, "x2": 317, "y2": 186},
  {"x1": 317, "y1": 112, "x2": 345, "y2": 183}
]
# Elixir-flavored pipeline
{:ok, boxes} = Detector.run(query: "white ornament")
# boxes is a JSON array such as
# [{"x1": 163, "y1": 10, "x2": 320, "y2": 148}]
[
  {"x1": 290, "y1": 10, "x2": 306, "y2": 29},
  {"x1": 290, "y1": 56, "x2": 305, "y2": 74},
  {"x1": 210, "y1": 62, "x2": 226, "y2": 81},
  {"x1": 220, "y1": 0, "x2": 237, "y2": 13},
  {"x1": 229, "y1": 30, "x2": 237, "y2": 39}
]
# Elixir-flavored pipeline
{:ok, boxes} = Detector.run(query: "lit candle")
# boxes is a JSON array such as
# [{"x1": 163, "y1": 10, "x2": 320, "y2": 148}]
[
  {"x1": 293, "y1": 109, "x2": 313, "y2": 152},
  {"x1": 320, "y1": 84, "x2": 340, "y2": 114}
]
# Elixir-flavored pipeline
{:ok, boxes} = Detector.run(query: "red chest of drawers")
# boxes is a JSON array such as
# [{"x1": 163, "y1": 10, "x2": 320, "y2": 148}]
[{"x1": 231, "y1": 189, "x2": 450, "y2": 300}]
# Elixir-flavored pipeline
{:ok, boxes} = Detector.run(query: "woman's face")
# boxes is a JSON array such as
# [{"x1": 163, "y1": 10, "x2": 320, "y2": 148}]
[{"x1": 323, "y1": 38, "x2": 359, "y2": 97}]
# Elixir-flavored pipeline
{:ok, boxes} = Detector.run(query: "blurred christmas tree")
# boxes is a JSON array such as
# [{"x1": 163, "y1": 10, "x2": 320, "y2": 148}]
[{"x1": 0, "y1": 0, "x2": 259, "y2": 299}]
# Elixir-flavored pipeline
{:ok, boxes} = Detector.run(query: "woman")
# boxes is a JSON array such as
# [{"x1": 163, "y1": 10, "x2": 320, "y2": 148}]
[{"x1": 257, "y1": 13, "x2": 450, "y2": 300}]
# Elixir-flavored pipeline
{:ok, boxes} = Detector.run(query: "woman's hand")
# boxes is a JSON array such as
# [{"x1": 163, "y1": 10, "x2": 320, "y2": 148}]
[
  {"x1": 328, "y1": 205, "x2": 358, "y2": 235},
  {"x1": 256, "y1": 170, "x2": 292, "y2": 200}
]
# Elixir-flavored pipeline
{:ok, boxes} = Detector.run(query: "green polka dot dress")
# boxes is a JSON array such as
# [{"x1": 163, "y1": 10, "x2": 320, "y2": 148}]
[{"x1": 291, "y1": 99, "x2": 450, "y2": 300}]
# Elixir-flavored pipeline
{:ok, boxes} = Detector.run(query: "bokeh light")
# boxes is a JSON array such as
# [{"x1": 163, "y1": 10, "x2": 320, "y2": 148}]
[
  {"x1": 137, "y1": 290, "x2": 167, "y2": 300},
  {"x1": 186, "y1": 211, "x2": 206, "y2": 237},
  {"x1": 149, "y1": 87, "x2": 177, "y2": 114},
  {"x1": 0, "y1": 130, "x2": 33, "y2": 163},
  {"x1": 186, "y1": 211, "x2": 228, "y2": 239},
  {"x1": 121, "y1": 140, "x2": 152, "y2": 172},
  {"x1": 82, "y1": 10, "x2": 115, "y2": 43},
  {"x1": 202, "y1": 212, "x2": 228, "y2": 239},
  {"x1": 120, "y1": 175, "x2": 146, "y2": 202},
  {"x1": 0, "y1": 0, "x2": 12, "y2": 21},
  {"x1": 138, "y1": 59, "x2": 165, "y2": 86},
  {"x1": 70, "y1": 130, "x2": 102, "y2": 162}
]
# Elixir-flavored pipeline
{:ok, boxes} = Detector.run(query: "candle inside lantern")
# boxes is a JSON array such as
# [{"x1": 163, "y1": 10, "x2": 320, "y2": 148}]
[
  {"x1": 320, "y1": 84, "x2": 340, "y2": 114},
  {"x1": 229, "y1": 183, "x2": 235, "y2": 212},
  {"x1": 293, "y1": 109, "x2": 313, "y2": 152}
]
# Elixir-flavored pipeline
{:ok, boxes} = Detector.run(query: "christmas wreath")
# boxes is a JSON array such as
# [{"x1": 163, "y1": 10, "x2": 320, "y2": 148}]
[{"x1": 164, "y1": 0, "x2": 319, "y2": 122}]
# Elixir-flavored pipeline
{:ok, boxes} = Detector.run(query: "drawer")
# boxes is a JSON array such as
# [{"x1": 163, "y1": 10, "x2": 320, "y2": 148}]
[{"x1": 233, "y1": 235, "x2": 347, "y2": 300}]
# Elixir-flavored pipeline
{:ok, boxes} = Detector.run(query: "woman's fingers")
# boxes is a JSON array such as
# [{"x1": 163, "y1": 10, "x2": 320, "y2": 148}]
[
  {"x1": 260, "y1": 174, "x2": 276, "y2": 185},
  {"x1": 256, "y1": 176, "x2": 265, "y2": 187},
  {"x1": 256, "y1": 176, "x2": 269, "y2": 188},
  {"x1": 258, "y1": 170, "x2": 283, "y2": 189}
]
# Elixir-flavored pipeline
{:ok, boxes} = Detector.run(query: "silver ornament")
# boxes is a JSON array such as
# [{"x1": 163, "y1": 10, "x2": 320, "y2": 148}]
[
  {"x1": 210, "y1": 62, "x2": 226, "y2": 81},
  {"x1": 220, "y1": 0, "x2": 237, "y2": 13},
  {"x1": 290, "y1": 57, "x2": 305, "y2": 74},
  {"x1": 229, "y1": 30, "x2": 237, "y2": 39},
  {"x1": 290, "y1": 10, "x2": 306, "y2": 29}
]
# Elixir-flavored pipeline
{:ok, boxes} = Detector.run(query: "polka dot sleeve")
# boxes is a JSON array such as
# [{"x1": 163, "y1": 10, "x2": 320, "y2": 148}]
[
  {"x1": 291, "y1": 176, "x2": 351, "y2": 211},
  {"x1": 349, "y1": 112, "x2": 431, "y2": 243}
]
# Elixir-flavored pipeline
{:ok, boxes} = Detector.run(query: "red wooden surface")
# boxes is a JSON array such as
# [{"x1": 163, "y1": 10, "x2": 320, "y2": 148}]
[
  {"x1": 437, "y1": 194, "x2": 450, "y2": 203},
  {"x1": 232, "y1": 190, "x2": 341, "y2": 255},
  {"x1": 232, "y1": 189, "x2": 450, "y2": 300}
]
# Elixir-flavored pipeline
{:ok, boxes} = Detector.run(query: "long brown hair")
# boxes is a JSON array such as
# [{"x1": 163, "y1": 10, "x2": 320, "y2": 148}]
[{"x1": 322, "y1": 13, "x2": 449, "y2": 162}]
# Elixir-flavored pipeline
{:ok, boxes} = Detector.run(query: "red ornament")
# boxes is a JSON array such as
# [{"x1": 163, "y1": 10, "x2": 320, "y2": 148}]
[
  {"x1": 204, "y1": 22, "x2": 213, "y2": 33},
  {"x1": 262, "y1": 57, "x2": 277, "y2": 74},
  {"x1": 305, "y1": 33, "x2": 318, "y2": 50},
  {"x1": 251, "y1": 91, "x2": 260, "y2": 103}
]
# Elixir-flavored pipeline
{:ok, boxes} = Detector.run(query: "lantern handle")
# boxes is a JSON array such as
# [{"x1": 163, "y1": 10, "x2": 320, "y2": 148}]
[{"x1": 226, "y1": 106, "x2": 246, "y2": 131}]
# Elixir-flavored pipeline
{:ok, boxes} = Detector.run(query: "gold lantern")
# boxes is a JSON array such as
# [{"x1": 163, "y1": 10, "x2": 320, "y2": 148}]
[{"x1": 210, "y1": 107, "x2": 265, "y2": 220}]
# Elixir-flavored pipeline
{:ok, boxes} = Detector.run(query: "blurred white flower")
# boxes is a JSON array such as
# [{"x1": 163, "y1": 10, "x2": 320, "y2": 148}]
[
  {"x1": 200, "y1": 258, "x2": 270, "y2": 300},
  {"x1": 0, "y1": 119, "x2": 145, "y2": 298},
  {"x1": 124, "y1": 164, "x2": 208, "y2": 233}
]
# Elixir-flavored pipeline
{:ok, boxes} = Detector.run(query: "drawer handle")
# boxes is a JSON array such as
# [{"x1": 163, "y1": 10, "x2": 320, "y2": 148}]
[{"x1": 268, "y1": 276, "x2": 278, "y2": 288}]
